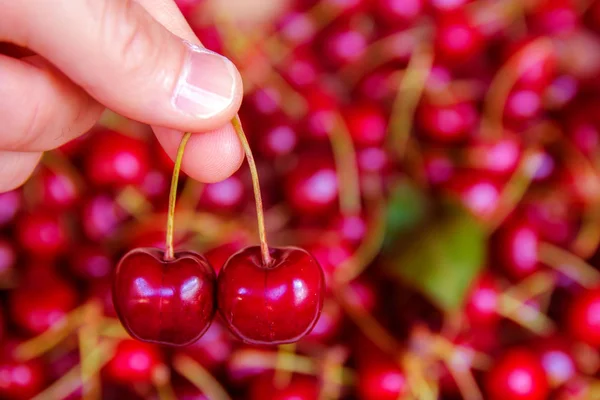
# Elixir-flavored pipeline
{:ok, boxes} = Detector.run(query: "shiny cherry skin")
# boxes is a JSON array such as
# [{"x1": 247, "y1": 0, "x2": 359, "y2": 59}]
[
  {"x1": 284, "y1": 154, "x2": 339, "y2": 216},
  {"x1": 257, "y1": 117, "x2": 299, "y2": 159},
  {"x1": 85, "y1": 130, "x2": 149, "y2": 188},
  {"x1": 357, "y1": 359, "x2": 408, "y2": 400},
  {"x1": 113, "y1": 248, "x2": 217, "y2": 346},
  {"x1": 16, "y1": 212, "x2": 68, "y2": 259},
  {"x1": 198, "y1": 174, "x2": 247, "y2": 213},
  {"x1": 319, "y1": 21, "x2": 368, "y2": 70},
  {"x1": 444, "y1": 171, "x2": 501, "y2": 221},
  {"x1": 104, "y1": 340, "x2": 161, "y2": 384},
  {"x1": 565, "y1": 287, "x2": 600, "y2": 347},
  {"x1": 485, "y1": 348, "x2": 549, "y2": 400},
  {"x1": 465, "y1": 272, "x2": 501, "y2": 326},
  {"x1": 435, "y1": 11, "x2": 483, "y2": 65},
  {"x1": 417, "y1": 100, "x2": 477, "y2": 143},
  {"x1": 32, "y1": 167, "x2": 80, "y2": 210},
  {"x1": 342, "y1": 102, "x2": 387, "y2": 147},
  {"x1": 494, "y1": 219, "x2": 540, "y2": 280},
  {"x1": 217, "y1": 246, "x2": 325, "y2": 345}
]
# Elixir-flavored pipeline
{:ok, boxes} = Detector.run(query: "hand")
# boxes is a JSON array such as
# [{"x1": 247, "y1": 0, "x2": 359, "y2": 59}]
[{"x1": 0, "y1": 0, "x2": 244, "y2": 192}]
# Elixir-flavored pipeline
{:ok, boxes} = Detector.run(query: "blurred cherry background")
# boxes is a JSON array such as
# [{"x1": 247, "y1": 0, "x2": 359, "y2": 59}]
[{"x1": 2, "y1": 0, "x2": 600, "y2": 399}]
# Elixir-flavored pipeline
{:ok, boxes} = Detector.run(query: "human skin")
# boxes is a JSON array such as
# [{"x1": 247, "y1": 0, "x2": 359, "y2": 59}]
[{"x1": 0, "y1": 0, "x2": 256, "y2": 192}]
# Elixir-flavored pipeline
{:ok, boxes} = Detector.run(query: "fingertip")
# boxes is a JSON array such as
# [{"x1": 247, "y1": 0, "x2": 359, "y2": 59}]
[
  {"x1": 0, "y1": 151, "x2": 42, "y2": 193},
  {"x1": 153, "y1": 123, "x2": 244, "y2": 183}
]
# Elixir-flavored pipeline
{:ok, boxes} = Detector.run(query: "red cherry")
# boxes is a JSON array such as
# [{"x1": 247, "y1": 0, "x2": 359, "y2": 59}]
[
  {"x1": 533, "y1": 337, "x2": 576, "y2": 388},
  {"x1": 87, "y1": 278, "x2": 117, "y2": 317},
  {"x1": 0, "y1": 189, "x2": 21, "y2": 227},
  {"x1": 257, "y1": 117, "x2": 298, "y2": 159},
  {"x1": 301, "y1": 87, "x2": 339, "y2": 141},
  {"x1": 342, "y1": 102, "x2": 388, "y2": 147},
  {"x1": 465, "y1": 273, "x2": 501, "y2": 326},
  {"x1": 113, "y1": 248, "x2": 217, "y2": 346},
  {"x1": 69, "y1": 244, "x2": 113, "y2": 280},
  {"x1": 284, "y1": 154, "x2": 338, "y2": 216},
  {"x1": 494, "y1": 219, "x2": 540, "y2": 280},
  {"x1": 418, "y1": 100, "x2": 477, "y2": 142},
  {"x1": 81, "y1": 193, "x2": 128, "y2": 241},
  {"x1": 179, "y1": 320, "x2": 233, "y2": 371},
  {"x1": 85, "y1": 130, "x2": 149, "y2": 187},
  {"x1": 328, "y1": 214, "x2": 367, "y2": 246},
  {"x1": 357, "y1": 359, "x2": 408, "y2": 400},
  {"x1": 430, "y1": 0, "x2": 471, "y2": 13},
  {"x1": 9, "y1": 276, "x2": 78, "y2": 335},
  {"x1": 205, "y1": 241, "x2": 245, "y2": 273},
  {"x1": 444, "y1": 171, "x2": 501, "y2": 221},
  {"x1": 140, "y1": 169, "x2": 169, "y2": 201},
  {"x1": 16, "y1": 212, "x2": 68, "y2": 259},
  {"x1": 249, "y1": 372, "x2": 319, "y2": 400},
  {"x1": 280, "y1": 47, "x2": 320, "y2": 90},
  {"x1": 435, "y1": 11, "x2": 483, "y2": 65},
  {"x1": 504, "y1": 36, "x2": 556, "y2": 92},
  {"x1": 468, "y1": 135, "x2": 522, "y2": 176},
  {"x1": 304, "y1": 240, "x2": 353, "y2": 285},
  {"x1": 357, "y1": 146, "x2": 391, "y2": 175},
  {"x1": 565, "y1": 287, "x2": 600, "y2": 347},
  {"x1": 217, "y1": 246, "x2": 325, "y2": 345},
  {"x1": 32, "y1": 167, "x2": 81, "y2": 210},
  {"x1": 423, "y1": 148, "x2": 455, "y2": 185},
  {"x1": 302, "y1": 298, "x2": 343, "y2": 343},
  {"x1": 529, "y1": 0, "x2": 577, "y2": 35},
  {"x1": 373, "y1": 0, "x2": 423, "y2": 27},
  {"x1": 319, "y1": 21, "x2": 369, "y2": 69},
  {"x1": 0, "y1": 351, "x2": 46, "y2": 399},
  {"x1": 104, "y1": 340, "x2": 161, "y2": 383},
  {"x1": 484, "y1": 348, "x2": 549, "y2": 400},
  {"x1": 504, "y1": 89, "x2": 543, "y2": 125},
  {"x1": 199, "y1": 174, "x2": 247, "y2": 213}
]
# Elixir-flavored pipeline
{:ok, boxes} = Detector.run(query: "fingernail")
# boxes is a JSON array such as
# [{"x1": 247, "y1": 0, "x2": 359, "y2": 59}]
[{"x1": 173, "y1": 41, "x2": 238, "y2": 118}]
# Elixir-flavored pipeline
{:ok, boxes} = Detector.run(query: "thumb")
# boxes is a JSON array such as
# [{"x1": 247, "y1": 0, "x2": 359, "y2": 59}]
[{"x1": 2, "y1": 0, "x2": 243, "y2": 132}]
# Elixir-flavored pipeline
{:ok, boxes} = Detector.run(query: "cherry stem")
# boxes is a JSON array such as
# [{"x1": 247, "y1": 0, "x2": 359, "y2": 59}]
[
  {"x1": 330, "y1": 114, "x2": 362, "y2": 216},
  {"x1": 165, "y1": 132, "x2": 192, "y2": 261},
  {"x1": 232, "y1": 116, "x2": 272, "y2": 266},
  {"x1": 388, "y1": 43, "x2": 433, "y2": 161},
  {"x1": 173, "y1": 354, "x2": 232, "y2": 400},
  {"x1": 538, "y1": 242, "x2": 600, "y2": 288}
]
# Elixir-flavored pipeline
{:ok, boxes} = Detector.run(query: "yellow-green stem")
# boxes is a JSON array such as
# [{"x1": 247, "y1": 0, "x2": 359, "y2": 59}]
[
  {"x1": 165, "y1": 132, "x2": 192, "y2": 261},
  {"x1": 232, "y1": 116, "x2": 272, "y2": 266}
]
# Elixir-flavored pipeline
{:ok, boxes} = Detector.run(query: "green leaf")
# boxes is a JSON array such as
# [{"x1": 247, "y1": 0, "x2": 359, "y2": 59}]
[
  {"x1": 384, "y1": 180, "x2": 428, "y2": 247},
  {"x1": 384, "y1": 204, "x2": 486, "y2": 312}
]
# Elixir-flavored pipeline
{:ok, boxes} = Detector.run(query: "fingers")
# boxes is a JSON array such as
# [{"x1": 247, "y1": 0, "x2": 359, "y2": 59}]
[
  {"x1": 153, "y1": 125, "x2": 244, "y2": 183},
  {"x1": 0, "y1": 54, "x2": 103, "y2": 152},
  {"x1": 124, "y1": 0, "x2": 247, "y2": 183},
  {"x1": 1, "y1": 0, "x2": 243, "y2": 133},
  {"x1": 0, "y1": 151, "x2": 42, "y2": 192}
]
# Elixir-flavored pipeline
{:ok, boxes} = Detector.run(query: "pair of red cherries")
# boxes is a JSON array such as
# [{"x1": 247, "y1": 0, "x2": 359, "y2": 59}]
[
  {"x1": 113, "y1": 245, "x2": 325, "y2": 346},
  {"x1": 113, "y1": 119, "x2": 326, "y2": 347}
]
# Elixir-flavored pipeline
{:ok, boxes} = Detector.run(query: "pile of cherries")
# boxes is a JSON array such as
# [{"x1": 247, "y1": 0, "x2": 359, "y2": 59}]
[{"x1": 2, "y1": 0, "x2": 600, "y2": 399}]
